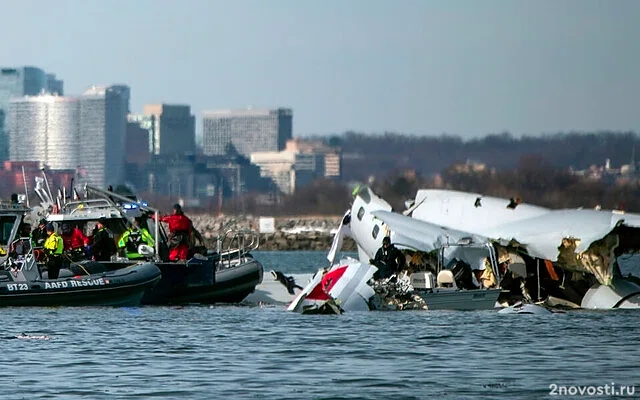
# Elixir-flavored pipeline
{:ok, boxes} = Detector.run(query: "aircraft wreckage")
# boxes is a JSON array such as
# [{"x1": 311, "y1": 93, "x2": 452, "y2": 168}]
[{"x1": 288, "y1": 187, "x2": 640, "y2": 314}]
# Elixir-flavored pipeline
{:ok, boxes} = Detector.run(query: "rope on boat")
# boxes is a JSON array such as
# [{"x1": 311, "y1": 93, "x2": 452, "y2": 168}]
[{"x1": 62, "y1": 253, "x2": 91, "y2": 276}]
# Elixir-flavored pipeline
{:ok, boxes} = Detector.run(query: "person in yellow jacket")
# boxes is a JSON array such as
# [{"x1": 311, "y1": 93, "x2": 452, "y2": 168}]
[
  {"x1": 117, "y1": 218, "x2": 155, "y2": 260},
  {"x1": 43, "y1": 223, "x2": 64, "y2": 279}
]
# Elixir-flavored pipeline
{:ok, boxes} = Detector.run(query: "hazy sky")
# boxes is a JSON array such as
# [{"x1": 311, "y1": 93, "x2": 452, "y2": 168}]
[{"x1": 1, "y1": 0, "x2": 638, "y2": 137}]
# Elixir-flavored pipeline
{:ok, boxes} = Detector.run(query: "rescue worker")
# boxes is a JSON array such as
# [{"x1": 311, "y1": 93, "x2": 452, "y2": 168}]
[
  {"x1": 118, "y1": 218, "x2": 155, "y2": 259},
  {"x1": 159, "y1": 204, "x2": 193, "y2": 261},
  {"x1": 91, "y1": 217, "x2": 116, "y2": 262},
  {"x1": 371, "y1": 236, "x2": 406, "y2": 279},
  {"x1": 31, "y1": 218, "x2": 48, "y2": 248},
  {"x1": 43, "y1": 223, "x2": 64, "y2": 279},
  {"x1": 61, "y1": 223, "x2": 88, "y2": 260}
]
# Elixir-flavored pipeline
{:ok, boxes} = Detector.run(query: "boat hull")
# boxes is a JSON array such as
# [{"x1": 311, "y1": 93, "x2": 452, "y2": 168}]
[
  {"x1": 141, "y1": 256, "x2": 264, "y2": 305},
  {"x1": 0, "y1": 263, "x2": 161, "y2": 307}
]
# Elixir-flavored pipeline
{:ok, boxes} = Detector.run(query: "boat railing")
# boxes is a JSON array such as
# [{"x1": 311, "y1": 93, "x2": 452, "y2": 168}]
[
  {"x1": 61, "y1": 199, "x2": 121, "y2": 215},
  {"x1": 0, "y1": 203, "x2": 30, "y2": 212},
  {"x1": 216, "y1": 229, "x2": 260, "y2": 270},
  {"x1": 4, "y1": 238, "x2": 40, "y2": 281}
]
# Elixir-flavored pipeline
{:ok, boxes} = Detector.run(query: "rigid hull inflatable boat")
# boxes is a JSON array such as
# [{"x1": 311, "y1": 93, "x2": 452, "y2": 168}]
[{"x1": 0, "y1": 202, "x2": 161, "y2": 307}]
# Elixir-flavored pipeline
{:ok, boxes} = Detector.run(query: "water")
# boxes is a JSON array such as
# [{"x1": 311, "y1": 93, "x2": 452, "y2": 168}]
[{"x1": 1, "y1": 251, "x2": 640, "y2": 399}]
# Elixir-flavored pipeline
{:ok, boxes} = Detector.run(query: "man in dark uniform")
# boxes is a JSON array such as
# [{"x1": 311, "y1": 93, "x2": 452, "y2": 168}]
[
  {"x1": 31, "y1": 218, "x2": 48, "y2": 248},
  {"x1": 91, "y1": 217, "x2": 116, "y2": 262},
  {"x1": 371, "y1": 236, "x2": 406, "y2": 279}
]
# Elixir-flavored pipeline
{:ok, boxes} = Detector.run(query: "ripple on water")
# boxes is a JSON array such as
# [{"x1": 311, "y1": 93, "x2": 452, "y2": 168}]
[{"x1": 1, "y1": 251, "x2": 640, "y2": 399}]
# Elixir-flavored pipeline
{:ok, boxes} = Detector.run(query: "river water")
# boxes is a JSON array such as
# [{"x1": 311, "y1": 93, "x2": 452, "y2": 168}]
[{"x1": 1, "y1": 251, "x2": 639, "y2": 399}]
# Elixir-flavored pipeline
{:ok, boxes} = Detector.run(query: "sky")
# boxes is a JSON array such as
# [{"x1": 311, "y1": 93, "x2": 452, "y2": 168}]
[{"x1": 1, "y1": 0, "x2": 639, "y2": 138}]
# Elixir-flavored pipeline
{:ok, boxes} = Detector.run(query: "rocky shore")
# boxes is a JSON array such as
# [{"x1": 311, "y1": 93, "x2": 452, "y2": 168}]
[{"x1": 191, "y1": 214, "x2": 357, "y2": 251}]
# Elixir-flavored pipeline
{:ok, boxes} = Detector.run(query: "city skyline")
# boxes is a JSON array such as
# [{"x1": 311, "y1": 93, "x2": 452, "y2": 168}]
[{"x1": 1, "y1": 1, "x2": 639, "y2": 137}]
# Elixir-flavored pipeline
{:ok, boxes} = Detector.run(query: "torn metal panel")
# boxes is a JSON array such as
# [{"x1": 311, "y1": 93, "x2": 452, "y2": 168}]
[
  {"x1": 408, "y1": 189, "x2": 640, "y2": 285},
  {"x1": 411, "y1": 189, "x2": 550, "y2": 230},
  {"x1": 319, "y1": 186, "x2": 640, "y2": 310}
]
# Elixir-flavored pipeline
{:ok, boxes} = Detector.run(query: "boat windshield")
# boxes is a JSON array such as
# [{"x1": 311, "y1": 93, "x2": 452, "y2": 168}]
[{"x1": 0, "y1": 215, "x2": 18, "y2": 246}]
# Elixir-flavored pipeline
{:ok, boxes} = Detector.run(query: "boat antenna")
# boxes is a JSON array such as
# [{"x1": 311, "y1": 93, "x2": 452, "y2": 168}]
[
  {"x1": 33, "y1": 177, "x2": 48, "y2": 205},
  {"x1": 536, "y1": 259, "x2": 541, "y2": 302},
  {"x1": 69, "y1": 177, "x2": 74, "y2": 202},
  {"x1": 55, "y1": 187, "x2": 62, "y2": 212},
  {"x1": 41, "y1": 168, "x2": 54, "y2": 204},
  {"x1": 21, "y1": 165, "x2": 30, "y2": 207}
]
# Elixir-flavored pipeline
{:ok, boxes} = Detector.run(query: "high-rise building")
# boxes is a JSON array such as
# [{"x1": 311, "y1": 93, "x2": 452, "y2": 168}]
[
  {"x1": 7, "y1": 94, "x2": 79, "y2": 170},
  {"x1": 202, "y1": 108, "x2": 292, "y2": 157},
  {"x1": 142, "y1": 104, "x2": 195, "y2": 156},
  {"x1": 127, "y1": 114, "x2": 156, "y2": 154},
  {"x1": 285, "y1": 138, "x2": 342, "y2": 178},
  {"x1": 124, "y1": 117, "x2": 152, "y2": 192},
  {"x1": 0, "y1": 67, "x2": 47, "y2": 105},
  {"x1": 250, "y1": 151, "x2": 321, "y2": 195},
  {"x1": 0, "y1": 67, "x2": 49, "y2": 162},
  {"x1": 78, "y1": 85, "x2": 129, "y2": 188},
  {"x1": 46, "y1": 74, "x2": 64, "y2": 96}
]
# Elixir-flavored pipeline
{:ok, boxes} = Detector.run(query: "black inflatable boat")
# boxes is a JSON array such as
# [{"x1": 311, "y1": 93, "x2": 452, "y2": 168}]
[{"x1": 0, "y1": 260, "x2": 161, "y2": 307}]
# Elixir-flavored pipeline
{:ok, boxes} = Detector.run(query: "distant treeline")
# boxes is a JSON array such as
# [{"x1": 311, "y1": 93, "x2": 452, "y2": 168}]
[
  {"x1": 315, "y1": 131, "x2": 640, "y2": 181},
  {"x1": 221, "y1": 131, "x2": 640, "y2": 216},
  {"x1": 222, "y1": 163, "x2": 640, "y2": 216},
  {"x1": 371, "y1": 163, "x2": 640, "y2": 213}
]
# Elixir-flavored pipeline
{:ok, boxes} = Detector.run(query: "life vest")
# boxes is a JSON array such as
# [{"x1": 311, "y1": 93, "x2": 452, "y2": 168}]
[
  {"x1": 44, "y1": 233, "x2": 64, "y2": 255},
  {"x1": 118, "y1": 228, "x2": 154, "y2": 258},
  {"x1": 126, "y1": 230, "x2": 142, "y2": 252}
]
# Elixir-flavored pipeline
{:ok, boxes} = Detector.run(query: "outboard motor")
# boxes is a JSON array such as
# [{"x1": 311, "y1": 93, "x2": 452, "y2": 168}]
[{"x1": 450, "y1": 260, "x2": 478, "y2": 290}]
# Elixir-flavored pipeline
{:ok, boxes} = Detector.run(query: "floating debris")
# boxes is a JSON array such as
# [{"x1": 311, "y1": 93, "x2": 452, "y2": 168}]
[{"x1": 14, "y1": 332, "x2": 52, "y2": 340}]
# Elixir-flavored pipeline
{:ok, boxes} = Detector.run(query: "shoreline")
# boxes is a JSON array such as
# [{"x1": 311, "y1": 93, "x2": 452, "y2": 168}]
[{"x1": 192, "y1": 214, "x2": 357, "y2": 251}]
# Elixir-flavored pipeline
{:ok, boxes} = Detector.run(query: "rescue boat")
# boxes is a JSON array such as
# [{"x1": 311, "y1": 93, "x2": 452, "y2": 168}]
[
  {"x1": 39, "y1": 184, "x2": 263, "y2": 305},
  {"x1": 0, "y1": 203, "x2": 161, "y2": 307}
]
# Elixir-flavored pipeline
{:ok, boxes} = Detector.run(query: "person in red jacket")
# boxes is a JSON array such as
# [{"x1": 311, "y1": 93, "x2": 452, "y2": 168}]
[
  {"x1": 159, "y1": 204, "x2": 193, "y2": 261},
  {"x1": 61, "y1": 223, "x2": 88, "y2": 260}
]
